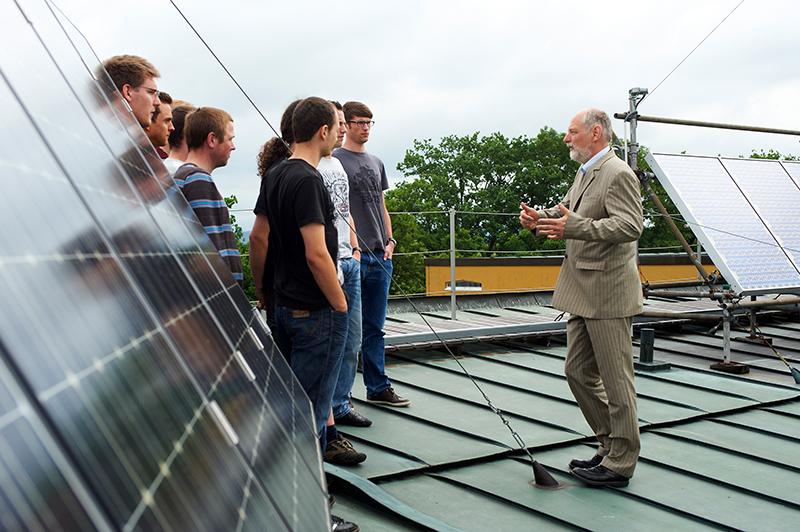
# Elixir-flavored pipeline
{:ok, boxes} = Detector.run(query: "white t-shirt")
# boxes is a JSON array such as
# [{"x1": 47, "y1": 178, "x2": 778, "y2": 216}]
[
  {"x1": 317, "y1": 156, "x2": 353, "y2": 262},
  {"x1": 317, "y1": 157, "x2": 353, "y2": 284},
  {"x1": 163, "y1": 157, "x2": 185, "y2": 176}
]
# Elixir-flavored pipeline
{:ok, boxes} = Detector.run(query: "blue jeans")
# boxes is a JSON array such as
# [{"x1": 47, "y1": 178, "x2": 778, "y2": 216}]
[
  {"x1": 332, "y1": 258, "x2": 362, "y2": 418},
  {"x1": 360, "y1": 252, "x2": 392, "y2": 396},
  {"x1": 275, "y1": 306, "x2": 347, "y2": 441}
]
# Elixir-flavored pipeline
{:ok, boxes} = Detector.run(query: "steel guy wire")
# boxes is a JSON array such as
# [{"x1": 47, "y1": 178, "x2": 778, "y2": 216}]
[
  {"x1": 641, "y1": 0, "x2": 746, "y2": 105},
  {"x1": 333, "y1": 205, "x2": 542, "y2": 475},
  {"x1": 165, "y1": 0, "x2": 286, "y2": 147}
]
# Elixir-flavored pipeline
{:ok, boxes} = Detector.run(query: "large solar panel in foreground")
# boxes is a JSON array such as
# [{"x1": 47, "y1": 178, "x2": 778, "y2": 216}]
[
  {"x1": 647, "y1": 152, "x2": 800, "y2": 296},
  {"x1": 0, "y1": 0, "x2": 327, "y2": 530}
]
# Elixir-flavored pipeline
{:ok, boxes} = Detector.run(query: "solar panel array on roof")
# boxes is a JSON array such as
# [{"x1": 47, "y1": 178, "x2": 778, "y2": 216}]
[
  {"x1": 646, "y1": 152, "x2": 800, "y2": 296},
  {"x1": 0, "y1": 0, "x2": 326, "y2": 530}
]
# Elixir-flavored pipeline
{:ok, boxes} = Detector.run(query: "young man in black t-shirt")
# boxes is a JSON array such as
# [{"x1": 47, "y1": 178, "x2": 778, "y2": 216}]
[
  {"x1": 256, "y1": 98, "x2": 360, "y2": 532},
  {"x1": 260, "y1": 98, "x2": 347, "y2": 444}
]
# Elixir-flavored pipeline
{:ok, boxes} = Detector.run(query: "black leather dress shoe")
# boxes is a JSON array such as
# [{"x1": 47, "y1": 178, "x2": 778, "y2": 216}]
[
  {"x1": 334, "y1": 409, "x2": 373, "y2": 427},
  {"x1": 568, "y1": 454, "x2": 603, "y2": 469},
  {"x1": 570, "y1": 465, "x2": 629, "y2": 488}
]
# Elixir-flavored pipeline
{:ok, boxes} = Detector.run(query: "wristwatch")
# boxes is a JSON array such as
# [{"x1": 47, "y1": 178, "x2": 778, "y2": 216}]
[
  {"x1": 387, "y1": 237, "x2": 397, "y2": 246},
  {"x1": 352, "y1": 247, "x2": 362, "y2": 254}
]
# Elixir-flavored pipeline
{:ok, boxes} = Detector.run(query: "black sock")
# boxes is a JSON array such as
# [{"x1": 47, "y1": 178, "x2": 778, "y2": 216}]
[{"x1": 326, "y1": 424, "x2": 338, "y2": 444}]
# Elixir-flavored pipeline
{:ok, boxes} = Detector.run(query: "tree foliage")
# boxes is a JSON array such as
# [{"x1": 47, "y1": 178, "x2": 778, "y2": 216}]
[
  {"x1": 386, "y1": 128, "x2": 579, "y2": 294},
  {"x1": 746, "y1": 148, "x2": 798, "y2": 161},
  {"x1": 224, "y1": 195, "x2": 256, "y2": 302}
]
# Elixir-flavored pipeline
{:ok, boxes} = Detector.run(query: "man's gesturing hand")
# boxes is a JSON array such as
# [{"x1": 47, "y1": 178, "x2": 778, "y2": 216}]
[
  {"x1": 519, "y1": 202, "x2": 539, "y2": 231},
  {"x1": 536, "y1": 203, "x2": 569, "y2": 239}
]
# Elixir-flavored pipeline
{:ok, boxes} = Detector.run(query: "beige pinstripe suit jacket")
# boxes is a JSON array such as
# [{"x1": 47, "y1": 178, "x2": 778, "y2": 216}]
[{"x1": 538, "y1": 150, "x2": 644, "y2": 319}]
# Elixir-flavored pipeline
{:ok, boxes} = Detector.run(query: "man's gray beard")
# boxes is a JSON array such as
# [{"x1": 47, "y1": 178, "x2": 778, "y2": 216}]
[{"x1": 569, "y1": 145, "x2": 592, "y2": 164}]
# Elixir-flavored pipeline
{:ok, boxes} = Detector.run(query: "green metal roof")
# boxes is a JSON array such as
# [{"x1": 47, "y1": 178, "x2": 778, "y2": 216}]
[{"x1": 327, "y1": 315, "x2": 800, "y2": 531}]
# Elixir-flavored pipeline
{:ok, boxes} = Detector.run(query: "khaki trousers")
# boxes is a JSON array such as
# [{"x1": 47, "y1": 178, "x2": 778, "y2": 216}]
[{"x1": 565, "y1": 314, "x2": 640, "y2": 478}]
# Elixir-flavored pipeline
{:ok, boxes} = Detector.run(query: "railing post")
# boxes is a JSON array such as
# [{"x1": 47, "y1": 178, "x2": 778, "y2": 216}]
[{"x1": 450, "y1": 207, "x2": 456, "y2": 321}]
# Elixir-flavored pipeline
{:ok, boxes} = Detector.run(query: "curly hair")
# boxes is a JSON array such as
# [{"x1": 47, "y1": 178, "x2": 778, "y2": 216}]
[{"x1": 256, "y1": 99, "x2": 300, "y2": 178}]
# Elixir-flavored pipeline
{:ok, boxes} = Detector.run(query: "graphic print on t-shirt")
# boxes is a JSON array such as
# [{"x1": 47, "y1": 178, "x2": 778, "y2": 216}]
[
  {"x1": 352, "y1": 164, "x2": 383, "y2": 205},
  {"x1": 321, "y1": 172, "x2": 349, "y2": 219}
]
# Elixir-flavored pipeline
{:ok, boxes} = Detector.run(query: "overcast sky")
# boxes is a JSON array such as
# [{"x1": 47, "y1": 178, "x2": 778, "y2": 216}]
[{"x1": 56, "y1": 0, "x2": 800, "y2": 232}]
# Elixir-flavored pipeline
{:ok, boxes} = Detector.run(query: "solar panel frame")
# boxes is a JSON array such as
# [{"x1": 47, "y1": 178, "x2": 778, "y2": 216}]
[{"x1": 646, "y1": 152, "x2": 800, "y2": 296}]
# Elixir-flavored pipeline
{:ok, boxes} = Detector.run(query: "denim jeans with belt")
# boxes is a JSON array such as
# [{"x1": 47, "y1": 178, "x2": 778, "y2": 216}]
[
  {"x1": 360, "y1": 251, "x2": 392, "y2": 396},
  {"x1": 275, "y1": 305, "x2": 347, "y2": 441},
  {"x1": 332, "y1": 257, "x2": 362, "y2": 419}
]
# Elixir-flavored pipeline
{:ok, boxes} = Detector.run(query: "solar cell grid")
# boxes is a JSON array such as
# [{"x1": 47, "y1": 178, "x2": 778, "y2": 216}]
[
  {"x1": 0, "y1": 1, "x2": 328, "y2": 530},
  {"x1": 720, "y1": 157, "x2": 800, "y2": 270},
  {"x1": 646, "y1": 153, "x2": 800, "y2": 295}
]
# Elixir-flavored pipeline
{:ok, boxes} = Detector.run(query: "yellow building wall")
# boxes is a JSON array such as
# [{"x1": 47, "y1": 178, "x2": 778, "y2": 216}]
[{"x1": 426, "y1": 262, "x2": 716, "y2": 295}]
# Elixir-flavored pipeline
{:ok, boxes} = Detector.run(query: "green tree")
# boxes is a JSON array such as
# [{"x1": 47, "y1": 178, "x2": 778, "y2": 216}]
[
  {"x1": 224, "y1": 195, "x2": 256, "y2": 301},
  {"x1": 394, "y1": 128, "x2": 576, "y2": 253},
  {"x1": 387, "y1": 128, "x2": 578, "y2": 293},
  {"x1": 746, "y1": 148, "x2": 798, "y2": 160}
]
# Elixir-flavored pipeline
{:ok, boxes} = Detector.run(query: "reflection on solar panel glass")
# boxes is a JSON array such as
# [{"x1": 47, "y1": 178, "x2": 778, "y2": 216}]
[{"x1": 0, "y1": 1, "x2": 327, "y2": 529}]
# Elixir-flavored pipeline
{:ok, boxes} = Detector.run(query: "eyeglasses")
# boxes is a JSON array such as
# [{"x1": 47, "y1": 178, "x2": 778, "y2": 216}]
[
  {"x1": 347, "y1": 120, "x2": 375, "y2": 128},
  {"x1": 135, "y1": 85, "x2": 161, "y2": 98}
]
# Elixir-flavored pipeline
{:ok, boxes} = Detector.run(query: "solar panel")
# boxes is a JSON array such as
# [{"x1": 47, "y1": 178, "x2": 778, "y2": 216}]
[
  {"x1": 0, "y1": 1, "x2": 328, "y2": 530},
  {"x1": 646, "y1": 153, "x2": 800, "y2": 296},
  {"x1": 721, "y1": 157, "x2": 800, "y2": 271}
]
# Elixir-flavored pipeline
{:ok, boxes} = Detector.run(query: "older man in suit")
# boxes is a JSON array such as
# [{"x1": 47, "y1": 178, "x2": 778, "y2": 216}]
[{"x1": 520, "y1": 108, "x2": 643, "y2": 488}]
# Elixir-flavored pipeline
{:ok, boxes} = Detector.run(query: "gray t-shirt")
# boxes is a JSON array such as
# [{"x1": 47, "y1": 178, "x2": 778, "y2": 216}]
[{"x1": 333, "y1": 147, "x2": 389, "y2": 251}]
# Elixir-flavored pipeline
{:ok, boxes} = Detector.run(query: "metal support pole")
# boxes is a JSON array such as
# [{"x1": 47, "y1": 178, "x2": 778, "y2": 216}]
[
  {"x1": 639, "y1": 311, "x2": 723, "y2": 321},
  {"x1": 710, "y1": 286, "x2": 750, "y2": 374},
  {"x1": 627, "y1": 88, "x2": 646, "y2": 273},
  {"x1": 450, "y1": 207, "x2": 456, "y2": 321},
  {"x1": 639, "y1": 328, "x2": 654, "y2": 364},
  {"x1": 612, "y1": 113, "x2": 800, "y2": 137},
  {"x1": 640, "y1": 179, "x2": 712, "y2": 283},
  {"x1": 735, "y1": 296, "x2": 800, "y2": 309},
  {"x1": 733, "y1": 294, "x2": 774, "y2": 346},
  {"x1": 634, "y1": 327, "x2": 670, "y2": 371},
  {"x1": 620, "y1": 87, "x2": 713, "y2": 287},
  {"x1": 697, "y1": 241, "x2": 702, "y2": 282},
  {"x1": 627, "y1": 89, "x2": 642, "y2": 170},
  {"x1": 722, "y1": 307, "x2": 731, "y2": 364},
  {"x1": 644, "y1": 290, "x2": 725, "y2": 300}
]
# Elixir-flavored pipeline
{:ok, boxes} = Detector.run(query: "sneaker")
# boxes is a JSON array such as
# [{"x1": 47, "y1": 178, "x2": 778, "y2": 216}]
[
  {"x1": 325, "y1": 435, "x2": 366, "y2": 465},
  {"x1": 331, "y1": 515, "x2": 359, "y2": 532},
  {"x1": 366, "y1": 387, "x2": 410, "y2": 407}
]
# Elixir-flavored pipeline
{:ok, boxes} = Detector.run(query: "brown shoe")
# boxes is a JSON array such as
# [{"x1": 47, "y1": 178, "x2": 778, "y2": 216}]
[
  {"x1": 366, "y1": 387, "x2": 410, "y2": 407},
  {"x1": 325, "y1": 435, "x2": 366, "y2": 466}
]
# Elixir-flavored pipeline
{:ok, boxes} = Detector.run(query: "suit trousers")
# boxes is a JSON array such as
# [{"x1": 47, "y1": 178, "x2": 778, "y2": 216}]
[{"x1": 565, "y1": 314, "x2": 640, "y2": 478}]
